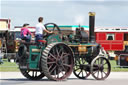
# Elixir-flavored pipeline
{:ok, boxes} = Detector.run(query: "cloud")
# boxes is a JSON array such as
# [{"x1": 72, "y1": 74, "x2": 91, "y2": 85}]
[{"x1": 74, "y1": 15, "x2": 85, "y2": 25}]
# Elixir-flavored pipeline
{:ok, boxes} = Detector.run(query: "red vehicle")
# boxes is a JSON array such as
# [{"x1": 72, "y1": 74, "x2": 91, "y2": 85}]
[{"x1": 95, "y1": 27, "x2": 128, "y2": 67}]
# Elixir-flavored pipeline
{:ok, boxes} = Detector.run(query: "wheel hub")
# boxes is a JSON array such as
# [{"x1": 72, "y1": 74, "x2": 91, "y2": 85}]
[
  {"x1": 80, "y1": 65, "x2": 84, "y2": 69},
  {"x1": 99, "y1": 65, "x2": 104, "y2": 71},
  {"x1": 57, "y1": 59, "x2": 63, "y2": 66}
]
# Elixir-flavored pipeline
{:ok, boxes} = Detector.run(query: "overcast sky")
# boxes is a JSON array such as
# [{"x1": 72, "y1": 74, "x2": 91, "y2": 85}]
[{"x1": 1, "y1": 0, "x2": 128, "y2": 28}]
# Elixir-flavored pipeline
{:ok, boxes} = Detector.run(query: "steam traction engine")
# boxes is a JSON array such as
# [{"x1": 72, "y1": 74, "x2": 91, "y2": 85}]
[{"x1": 17, "y1": 12, "x2": 111, "y2": 81}]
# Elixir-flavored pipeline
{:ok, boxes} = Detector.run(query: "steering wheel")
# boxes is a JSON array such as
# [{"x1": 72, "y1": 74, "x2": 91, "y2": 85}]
[{"x1": 44, "y1": 23, "x2": 61, "y2": 35}]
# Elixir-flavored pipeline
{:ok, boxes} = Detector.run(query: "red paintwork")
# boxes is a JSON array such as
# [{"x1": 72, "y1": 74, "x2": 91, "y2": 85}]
[
  {"x1": 96, "y1": 33, "x2": 106, "y2": 40},
  {"x1": 96, "y1": 32, "x2": 125, "y2": 51},
  {"x1": 38, "y1": 40, "x2": 46, "y2": 43}
]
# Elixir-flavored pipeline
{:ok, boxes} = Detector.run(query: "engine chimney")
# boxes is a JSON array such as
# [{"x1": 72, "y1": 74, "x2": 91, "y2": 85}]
[{"x1": 89, "y1": 12, "x2": 95, "y2": 43}]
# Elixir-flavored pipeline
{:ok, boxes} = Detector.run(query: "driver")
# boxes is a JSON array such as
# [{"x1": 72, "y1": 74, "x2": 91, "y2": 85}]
[{"x1": 35, "y1": 17, "x2": 52, "y2": 45}]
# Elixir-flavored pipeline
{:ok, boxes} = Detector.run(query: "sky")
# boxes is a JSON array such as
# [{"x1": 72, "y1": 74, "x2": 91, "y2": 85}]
[{"x1": 1, "y1": 0, "x2": 128, "y2": 28}]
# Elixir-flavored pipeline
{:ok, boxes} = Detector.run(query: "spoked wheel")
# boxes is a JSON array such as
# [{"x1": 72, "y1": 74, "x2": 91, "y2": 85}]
[
  {"x1": 20, "y1": 69, "x2": 45, "y2": 80},
  {"x1": 41, "y1": 42, "x2": 74, "y2": 81},
  {"x1": 73, "y1": 57, "x2": 91, "y2": 79},
  {"x1": 91, "y1": 56, "x2": 111, "y2": 80}
]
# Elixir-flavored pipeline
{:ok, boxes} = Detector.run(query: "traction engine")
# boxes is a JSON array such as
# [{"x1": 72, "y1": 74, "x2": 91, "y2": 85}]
[{"x1": 17, "y1": 12, "x2": 111, "y2": 81}]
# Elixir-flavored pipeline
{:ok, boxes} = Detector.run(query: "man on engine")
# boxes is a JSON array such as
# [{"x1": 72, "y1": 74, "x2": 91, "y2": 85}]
[{"x1": 35, "y1": 17, "x2": 52, "y2": 45}]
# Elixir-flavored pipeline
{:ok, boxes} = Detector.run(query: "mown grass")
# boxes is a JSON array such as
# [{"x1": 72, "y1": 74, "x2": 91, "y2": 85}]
[
  {"x1": 110, "y1": 60, "x2": 128, "y2": 72},
  {"x1": 0, "y1": 59, "x2": 19, "y2": 72},
  {"x1": 0, "y1": 59, "x2": 128, "y2": 72}
]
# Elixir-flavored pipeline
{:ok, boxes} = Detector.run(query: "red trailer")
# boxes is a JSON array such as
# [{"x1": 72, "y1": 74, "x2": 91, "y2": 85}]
[{"x1": 95, "y1": 27, "x2": 128, "y2": 67}]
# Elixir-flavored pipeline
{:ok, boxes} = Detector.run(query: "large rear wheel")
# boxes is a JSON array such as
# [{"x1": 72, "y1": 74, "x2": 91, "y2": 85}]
[{"x1": 41, "y1": 42, "x2": 74, "y2": 81}]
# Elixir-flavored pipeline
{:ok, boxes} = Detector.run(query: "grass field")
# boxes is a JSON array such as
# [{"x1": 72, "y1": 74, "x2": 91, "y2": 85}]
[
  {"x1": 110, "y1": 60, "x2": 128, "y2": 72},
  {"x1": 0, "y1": 60, "x2": 19, "y2": 72},
  {"x1": 0, "y1": 59, "x2": 128, "y2": 72}
]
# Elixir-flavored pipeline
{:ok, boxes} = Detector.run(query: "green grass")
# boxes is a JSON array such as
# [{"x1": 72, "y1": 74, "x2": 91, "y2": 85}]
[
  {"x1": 0, "y1": 59, "x2": 128, "y2": 72},
  {"x1": 110, "y1": 60, "x2": 128, "y2": 72},
  {"x1": 0, "y1": 59, "x2": 19, "y2": 72}
]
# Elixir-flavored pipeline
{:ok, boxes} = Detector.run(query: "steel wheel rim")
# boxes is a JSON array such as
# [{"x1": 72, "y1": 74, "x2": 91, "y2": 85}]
[
  {"x1": 91, "y1": 56, "x2": 111, "y2": 80},
  {"x1": 42, "y1": 43, "x2": 74, "y2": 81},
  {"x1": 48, "y1": 44, "x2": 73, "y2": 80}
]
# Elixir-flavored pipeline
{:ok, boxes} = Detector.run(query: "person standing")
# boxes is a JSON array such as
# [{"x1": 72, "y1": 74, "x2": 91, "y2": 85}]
[
  {"x1": 20, "y1": 23, "x2": 32, "y2": 42},
  {"x1": 35, "y1": 17, "x2": 52, "y2": 45}
]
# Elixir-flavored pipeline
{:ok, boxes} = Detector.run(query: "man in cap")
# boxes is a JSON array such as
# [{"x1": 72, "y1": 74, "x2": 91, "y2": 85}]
[{"x1": 20, "y1": 23, "x2": 31, "y2": 42}]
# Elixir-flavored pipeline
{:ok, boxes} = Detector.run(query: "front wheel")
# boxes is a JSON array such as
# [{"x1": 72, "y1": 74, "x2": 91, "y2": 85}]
[{"x1": 90, "y1": 56, "x2": 111, "y2": 80}]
